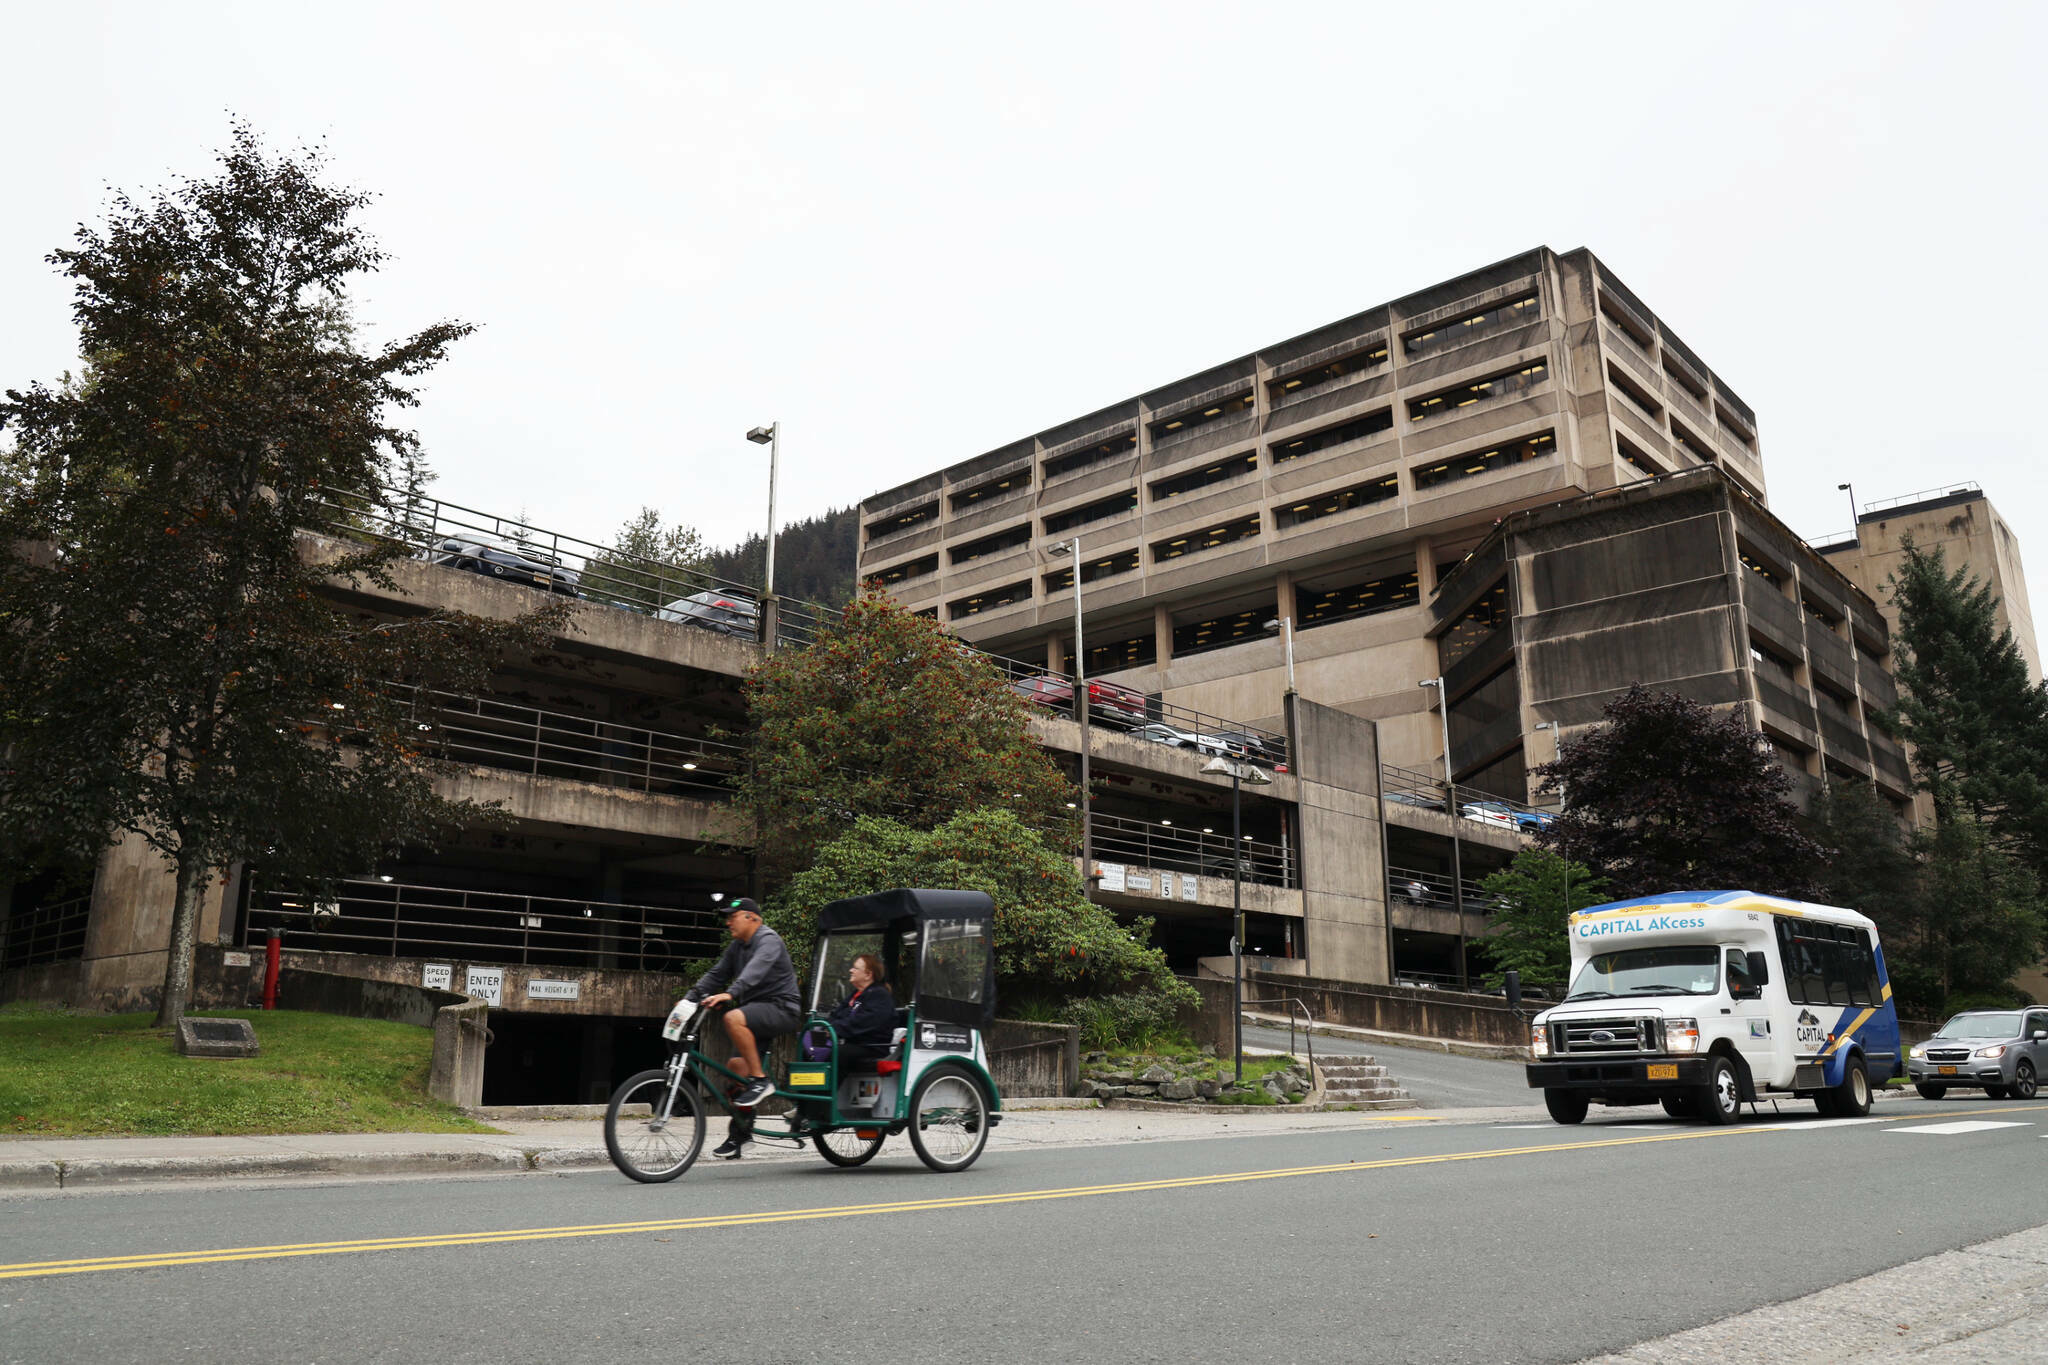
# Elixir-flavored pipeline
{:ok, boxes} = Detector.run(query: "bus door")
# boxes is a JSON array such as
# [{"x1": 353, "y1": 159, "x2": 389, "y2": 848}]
[{"x1": 1724, "y1": 946, "x2": 1776, "y2": 1081}]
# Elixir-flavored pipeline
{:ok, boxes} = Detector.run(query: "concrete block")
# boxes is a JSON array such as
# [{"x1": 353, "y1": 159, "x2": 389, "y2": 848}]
[{"x1": 175, "y1": 1016, "x2": 259, "y2": 1059}]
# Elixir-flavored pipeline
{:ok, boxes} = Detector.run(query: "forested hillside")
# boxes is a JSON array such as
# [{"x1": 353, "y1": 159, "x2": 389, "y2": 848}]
[{"x1": 703, "y1": 506, "x2": 858, "y2": 608}]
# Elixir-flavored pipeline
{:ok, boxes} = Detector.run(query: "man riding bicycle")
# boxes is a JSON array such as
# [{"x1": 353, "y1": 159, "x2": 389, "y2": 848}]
[{"x1": 684, "y1": 897, "x2": 801, "y2": 1159}]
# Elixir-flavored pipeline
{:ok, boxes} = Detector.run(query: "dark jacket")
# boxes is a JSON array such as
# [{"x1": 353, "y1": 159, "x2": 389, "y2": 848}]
[
  {"x1": 686, "y1": 926, "x2": 800, "y2": 1011},
  {"x1": 827, "y1": 983, "x2": 898, "y2": 1051}
]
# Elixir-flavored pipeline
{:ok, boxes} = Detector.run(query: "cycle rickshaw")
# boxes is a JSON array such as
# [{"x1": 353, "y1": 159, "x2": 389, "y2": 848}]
[{"x1": 603, "y1": 888, "x2": 1003, "y2": 1182}]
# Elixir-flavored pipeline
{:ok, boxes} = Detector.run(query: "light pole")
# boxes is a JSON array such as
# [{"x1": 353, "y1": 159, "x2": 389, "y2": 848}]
[
  {"x1": 1263, "y1": 616, "x2": 1296, "y2": 695},
  {"x1": 1049, "y1": 538, "x2": 1092, "y2": 900},
  {"x1": 1534, "y1": 720, "x2": 1569, "y2": 917},
  {"x1": 1204, "y1": 754, "x2": 1274, "y2": 1084},
  {"x1": 746, "y1": 423, "x2": 780, "y2": 600},
  {"x1": 1836, "y1": 481, "x2": 1858, "y2": 540},
  {"x1": 1419, "y1": 677, "x2": 1467, "y2": 988}
]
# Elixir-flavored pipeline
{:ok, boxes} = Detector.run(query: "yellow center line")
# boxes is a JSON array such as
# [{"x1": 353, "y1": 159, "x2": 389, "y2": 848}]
[{"x1": 2, "y1": 1127, "x2": 1766, "y2": 1281}]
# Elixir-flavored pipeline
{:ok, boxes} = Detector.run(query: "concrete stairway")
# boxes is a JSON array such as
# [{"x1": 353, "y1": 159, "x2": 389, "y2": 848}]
[{"x1": 1314, "y1": 1055, "x2": 1415, "y2": 1109}]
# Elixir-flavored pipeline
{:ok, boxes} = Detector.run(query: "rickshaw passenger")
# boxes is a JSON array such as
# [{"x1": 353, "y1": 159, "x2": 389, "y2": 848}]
[
  {"x1": 685, "y1": 898, "x2": 801, "y2": 1158},
  {"x1": 827, "y1": 953, "x2": 897, "y2": 1062}
]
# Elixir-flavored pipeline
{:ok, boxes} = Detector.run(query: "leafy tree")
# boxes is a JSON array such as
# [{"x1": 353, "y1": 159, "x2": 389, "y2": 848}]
[
  {"x1": 1885, "y1": 540, "x2": 2048, "y2": 869},
  {"x1": 0, "y1": 125, "x2": 564, "y2": 1026},
  {"x1": 772, "y1": 809, "x2": 1194, "y2": 1046},
  {"x1": 1534, "y1": 685, "x2": 1826, "y2": 901},
  {"x1": 1913, "y1": 814, "x2": 2045, "y2": 1010},
  {"x1": 1807, "y1": 782, "x2": 1935, "y2": 1006},
  {"x1": 734, "y1": 585, "x2": 1074, "y2": 882},
  {"x1": 580, "y1": 506, "x2": 708, "y2": 612},
  {"x1": 1476, "y1": 848, "x2": 1607, "y2": 995}
]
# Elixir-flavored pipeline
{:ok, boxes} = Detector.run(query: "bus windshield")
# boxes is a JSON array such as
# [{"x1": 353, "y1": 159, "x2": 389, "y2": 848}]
[{"x1": 1565, "y1": 946, "x2": 1720, "y2": 1001}]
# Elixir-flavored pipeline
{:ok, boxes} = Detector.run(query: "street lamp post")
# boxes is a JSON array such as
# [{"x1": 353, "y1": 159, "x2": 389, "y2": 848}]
[
  {"x1": 1050, "y1": 538, "x2": 1092, "y2": 900},
  {"x1": 1534, "y1": 720, "x2": 1569, "y2": 917},
  {"x1": 1419, "y1": 677, "x2": 1467, "y2": 989},
  {"x1": 1263, "y1": 616, "x2": 1296, "y2": 695},
  {"x1": 1837, "y1": 481, "x2": 1858, "y2": 540},
  {"x1": 746, "y1": 424, "x2": 780, "y2": 636},
  {"x1": 1203, "y1": 755, "x2": 1274, "y2": 1084}
]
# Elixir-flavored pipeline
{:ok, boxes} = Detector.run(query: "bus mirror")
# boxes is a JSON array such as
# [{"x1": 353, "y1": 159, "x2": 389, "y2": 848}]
[
  {"x1": 1746, "y1": 951, "x2": 1770, "y2": 987},
  {"x1": 1503, "y1": 970, "x2": 1522, "y2": 1012}
]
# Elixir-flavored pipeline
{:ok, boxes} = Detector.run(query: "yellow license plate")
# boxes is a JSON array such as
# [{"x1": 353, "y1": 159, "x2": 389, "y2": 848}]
[
  {"x1": 1938, "y1": 1065, "x2": 1958, "y2": 1076},
  {"x1": 788, "y1": 1070, "x2": 827, "y2": 1088},
  {"x1": 1645, "y1": 1063, "x2": 1679, "y2": 1080}
]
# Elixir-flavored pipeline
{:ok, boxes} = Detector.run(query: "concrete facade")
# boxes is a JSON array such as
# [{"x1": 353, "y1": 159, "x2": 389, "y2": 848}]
[
  {"x1": 857, "y1": 246, "x2": 1769, "y2": 788},
  {"x1": 1818, "y1": 484, "x2": 2042, "y2": 686}
]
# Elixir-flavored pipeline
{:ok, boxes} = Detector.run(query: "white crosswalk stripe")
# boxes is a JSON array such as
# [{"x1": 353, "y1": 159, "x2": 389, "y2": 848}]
[
  {"x1": 1887, "y1": 1120, "x2": 2031, "y2": 1135},
  {"x1": 1763, "y1": 1118, "x2": 1889, "y2": 1130}
]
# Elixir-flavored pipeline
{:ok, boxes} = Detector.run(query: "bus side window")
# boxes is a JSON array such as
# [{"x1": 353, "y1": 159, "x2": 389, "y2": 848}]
[
  {"x1": 1726, "y1": 948, "x2": 1757, "y2": 998},
  {"x1": 1856, "y1": 929, "x2": 1882, "y2": 1004}
]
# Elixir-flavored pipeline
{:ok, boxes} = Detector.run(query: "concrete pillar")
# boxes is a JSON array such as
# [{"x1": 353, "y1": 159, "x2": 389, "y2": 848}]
[
  {"x1": 1153, "y1": 603, "x2": 1173, "y2": 668},
  {"x1": 1045, "y1": 631, "x2": 1064, "y2": 675}
]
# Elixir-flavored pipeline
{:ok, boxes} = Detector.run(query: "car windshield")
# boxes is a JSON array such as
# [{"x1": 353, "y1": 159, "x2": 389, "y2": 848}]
[
  {"x1": 1565, "y1": 946, "x2": 1720, "y2": 1001},
  {"x1": 1935, "y1": 1012, "x2": 2021, "y2": 1039}
]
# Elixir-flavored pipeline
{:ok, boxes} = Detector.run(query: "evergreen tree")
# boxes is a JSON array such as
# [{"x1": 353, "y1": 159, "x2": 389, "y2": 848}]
[
  {"x1": 1534, "y1": 685, "x2": 1826, "y2": 900},
  {"x1": 1808, "y1": 782, "x2": 1938, "y2": 1012},
  {"x1": 581, "y1": 506, "x2": 708, "y2": 612},
  {"x1": 1476, "y1": 847, "x2": 1607, "y2": 995},
  {"x1": 0, "y1": 126, "x2": 563, "y2": 1026},
  {"x1": 703, "y1": 506, "x2": 858, "y2": 609}
]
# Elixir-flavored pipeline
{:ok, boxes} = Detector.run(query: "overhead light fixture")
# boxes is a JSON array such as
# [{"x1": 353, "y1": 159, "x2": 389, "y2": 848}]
[{"x1": 682, "y1": 762, "x2": 697, "y2": 770}]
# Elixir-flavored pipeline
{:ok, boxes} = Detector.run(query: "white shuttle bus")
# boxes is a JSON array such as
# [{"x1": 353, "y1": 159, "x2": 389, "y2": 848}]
[{"x1": 1524, "y1": 890, "x2": 1901, "y2": 1125}]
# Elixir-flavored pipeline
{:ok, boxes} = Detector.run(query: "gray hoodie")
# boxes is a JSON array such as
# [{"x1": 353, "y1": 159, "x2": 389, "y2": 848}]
[{"x1": 686, "y1": 926, "x2": 801, "y2": 1011}]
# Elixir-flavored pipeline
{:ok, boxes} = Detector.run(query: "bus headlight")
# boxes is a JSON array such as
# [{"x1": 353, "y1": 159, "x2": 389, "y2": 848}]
[
  {"x1": 1664, "y1": 1018, "x2": 1701, "y2": 1054},
  {"x1": 1530, "y1": 1024, "x2": 1550, "y2": 1058},
  {"x1": 1976, "y1": 1044, "x2": 2008, "y2": 1059}
]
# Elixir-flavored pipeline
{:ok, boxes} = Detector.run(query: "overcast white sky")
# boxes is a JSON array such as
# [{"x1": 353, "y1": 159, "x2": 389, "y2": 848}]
[{"x1": 5, "y1": 2, "x2": 2043, "y2": 599}]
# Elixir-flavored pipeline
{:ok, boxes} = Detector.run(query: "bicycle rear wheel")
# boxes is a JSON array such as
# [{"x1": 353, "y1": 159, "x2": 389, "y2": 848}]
[{"x1": 605, "y1": 1066, "x2": 706, "y2": 1182}]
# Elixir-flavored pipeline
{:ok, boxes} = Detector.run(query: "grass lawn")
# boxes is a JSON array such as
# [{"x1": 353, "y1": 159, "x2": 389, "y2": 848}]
[{"x1": 0, "y1": 1004, "x2": 496, "y2": 1138}]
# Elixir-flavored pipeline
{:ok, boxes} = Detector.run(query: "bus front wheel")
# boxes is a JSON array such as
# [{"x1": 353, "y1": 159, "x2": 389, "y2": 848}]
[
  {"x1": 1544, "y1": 1089, "x2": 1588, "y2": 1125},
  {"x1": 1698, "y1": 1056, "x2": 1742, "y2": 1125}
]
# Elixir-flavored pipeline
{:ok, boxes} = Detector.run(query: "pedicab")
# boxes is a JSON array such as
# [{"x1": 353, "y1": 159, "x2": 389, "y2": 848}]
[{"x1": 603, "y1": 888, "x2": 1003, "y2": 1182}]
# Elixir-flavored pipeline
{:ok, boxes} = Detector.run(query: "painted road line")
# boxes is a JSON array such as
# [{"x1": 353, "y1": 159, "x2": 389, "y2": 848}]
[
  {"x1": 1765, "y1": 1118, "x2": 1889, "y2": 1131},
  {"x1": 1887, "y1": 1120, "x2": 2031, "y2": 1135},
  {"x1": 0, "y1": 1127, "x2": 1771, "y2": 1282}
]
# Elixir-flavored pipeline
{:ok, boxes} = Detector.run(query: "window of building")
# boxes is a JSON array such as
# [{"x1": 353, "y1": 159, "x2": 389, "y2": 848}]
[
  {"x1": 1412, "y1": 431, "x2": 1556, "y2": 490},
  {"x1": 1270, "y1": 344, "x2": 1389, "y2": 398},
  {"x1": 1043, "y1": 491, "x2": 1138, "y2": 537},
  {"x1": 1616, "y1": 435, "x2": 1664, "y2": 477},
  {"x1": 1439, "y1": 579, "x2": 1509, "y2": 669},
  {"x1": 1171, "y1": 597, "x2": 1279, "y2": 659},
  {"x1": 1045, "y1": 548, "x2": 1140, "y2": 593},
  {"x1": 913, "y1": 606, "x2": 937, "y2": 620},
  {"x1": 1407, "y1": 362, "x2": 1549, "y2": 423},
  {"x1": 1043, "y1": 432, "x2": 1137, "y2": 481},
  {"x1": 1750, "y1": 642, "x2": 1799, "y2": 689},
  {"x1": 1403, "y1": 295, "x2": 1539, "y2": 357},
  {"x1": 1297, "y1": 564, "x2": 1420, "y2": 628},
  {"x1": 1152, "y1": 513, "x2": 1262, "y2": 563},
  {"x1": 1269, "y1": 408, "x2": 1394, "y2": 464},
  {"x1": 1813, "y1": 677, "x2": 1856, "y2": 719},
  {"x1": 1276, "y1": 473, "x2": 1401, "y2": 529},
  {"x1": 1715, "y1": 403, "x2": 1757, "y2": 452},
  {"x1": 866, "y1": 501, "x2": 938, "y2": 540},
  {"x1": 1738, "y1": 543, "x2": 1787, "y2": 590},
  {"x1": 1606, "y1": 364, "x2": 1663, "y2": 421},
  {"x1": 1661, "y1": 354, "x2": 1708, "y2": 400},
  {"x1": 872, "y1": 553, "x2": 938, "y2": 587},
  {"x1": 950, "y1": 470, "x2": 1029, "y2": 512},
  {"x1": 1804, "y1": 596, "x2": 1844, "y2": 632},
  {"x1": 1669, "y1": 417, "x2": 1712, "y2": 464},
  {"x1": 949, "y1": 522, "x2": 1032, "y2": 565},
  {"x1": 1078, "y1": 631, "x2": 1158, "y2": 675},
  {"x1": 1597, "y1": 291, "x2": 1653, "y2": 348},
  {"x1": 947, "y1": 579, "x2": 1032, "y2": 621},
  {"x1": 1150, "y1": 452, "x2": 1258, "y2": 503},
  {"x1": 1150, "y1": 392, "x2": 1254, "y2": 443}
]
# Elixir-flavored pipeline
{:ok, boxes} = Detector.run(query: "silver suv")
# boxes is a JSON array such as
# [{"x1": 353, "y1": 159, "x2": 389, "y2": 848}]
[{"x1": 1906, "y1": 1008, "x2": 2048, "y2": 1100}]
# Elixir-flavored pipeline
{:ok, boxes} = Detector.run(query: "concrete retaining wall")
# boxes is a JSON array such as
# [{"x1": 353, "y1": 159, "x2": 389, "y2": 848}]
[
  {"x1": 1201, "y1": 964, "x2": 1530, "y2": 1048},
  {"x1": 987, "y1": 1019, "x2": 1079, "y2": 1097}
]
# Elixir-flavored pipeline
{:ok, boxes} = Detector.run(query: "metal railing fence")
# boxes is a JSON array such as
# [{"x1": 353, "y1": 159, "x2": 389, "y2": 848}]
[
  {"x1": 0, "y1": 894, "x2": 91, "y2": 970},
  {"x1": 1088, "y1": 810, "x2": 1295, "y2": 888},
  {"x1": 246, "y1": 879, "x2": 727, "y2": 972},
  {"x1": 1380, "y1": 763, "x2": 1545, "y2": 830},
  {"x1": 1386, "y1": 864, "x2": 1506, "y2": 917}
]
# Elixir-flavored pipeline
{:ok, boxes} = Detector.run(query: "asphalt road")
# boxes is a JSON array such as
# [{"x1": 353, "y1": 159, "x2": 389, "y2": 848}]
[
  {"x1": 1242, "y1": 1022, "x2": 1533, "y2": 1108},
  {"x1": 7, "y1": 1096, "x2": 2048, "y2": 1364}
]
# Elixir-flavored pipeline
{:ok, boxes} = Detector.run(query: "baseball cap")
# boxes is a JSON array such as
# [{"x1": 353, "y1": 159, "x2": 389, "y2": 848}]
[{"x1": 722, "y1": 897, "x2": 761, "y2": 918}]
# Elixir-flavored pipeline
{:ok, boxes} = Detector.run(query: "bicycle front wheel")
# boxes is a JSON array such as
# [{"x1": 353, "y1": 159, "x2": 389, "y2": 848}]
[{"x1": 605, "y1": 1066, "x2": 706, "y2": 1183}]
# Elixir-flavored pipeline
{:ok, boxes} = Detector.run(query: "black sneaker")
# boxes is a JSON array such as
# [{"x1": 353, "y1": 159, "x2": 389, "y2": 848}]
[
  {"x1": 711, "y1": 1135, "x2": 752, "y2": 1159},
  {"x1": 733, "y1": 1076, "x2": 775, "y2": 1109}
]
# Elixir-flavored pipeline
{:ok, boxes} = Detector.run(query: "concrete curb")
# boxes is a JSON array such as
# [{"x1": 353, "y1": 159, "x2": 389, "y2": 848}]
[
  {"x1": 1101, "y1": 1095, "x2": 1419, "y2": 1115},
  {"x1": 0, "y1": 1148, "x2": 535, "y2": 1191}
]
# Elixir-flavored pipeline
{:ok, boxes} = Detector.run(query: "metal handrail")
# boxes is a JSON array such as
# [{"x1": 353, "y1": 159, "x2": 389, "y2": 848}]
[
  {"x1": 247, "y1": 879, "x2": 726, "y2": 971},
  {"x1": 1380, "y1": 762, "x2": 1544, "y2": 828},
  {"x1": 1861, "y1": 482, "x2": 1981, "y2": 517},
  {"x1": 1242, "y1": 993, "x2": 1316, "y2": 1079},
  {"x1": 1088, "y1": 810, "x2": 1295, "y2": 888},
  {"x1": 1387, "y1": 863, "x2": 1506, "y2": 915},
  {"x1": 0, "y1": 894, "x2": 91, "y2": 970}
]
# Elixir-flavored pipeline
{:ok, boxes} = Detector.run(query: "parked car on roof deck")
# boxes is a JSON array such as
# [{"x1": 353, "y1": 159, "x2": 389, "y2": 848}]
[
  {"x1": 657, "y1": 590, "x2": 760, "y2": 639},
  {"x1": 1008, "y1": 674, "x2": 1148, "y2": 728},
  {"x1": 1460, "y1": 800, "x2": 1521, "y2": 830},
  {"x1": 1132, "y1": 721, "x2": 1230, "y2": 757},
  {"x1": 428, "y1": 533, "x2": 580, "y2": 597}
]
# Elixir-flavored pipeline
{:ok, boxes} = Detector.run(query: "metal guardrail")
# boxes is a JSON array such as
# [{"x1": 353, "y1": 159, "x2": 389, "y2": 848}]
[
  {"x1": 0, "y1": 894, "x2": 91, "y2": 970},
  {"x1": 393, "y1": 685, "x2": 744, "y2": 798},
  {"x1": 1860, "y1": 482, "x2": 1981, "y2": 518},
  {"x1": 1379, "y1": 763, "x2": 1545, "y2": 831},
  {"x1": 1386, "y1": 863, "x2": 1505, "y2": 916},
  {"x1": 1089, "y1": 811, "x2": 1295, "y2": 888},
  {"x1": 247, "y1": 879, "x2": 727, "y2": 972},
  {"x1": 320, "y1": 480, "x2": 1290, "y2": 767}
]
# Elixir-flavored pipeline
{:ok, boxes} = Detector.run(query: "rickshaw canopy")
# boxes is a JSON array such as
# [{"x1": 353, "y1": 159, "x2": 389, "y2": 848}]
[{"x1": 814, "y1": 888, "x2": 996, "y2": 1031}]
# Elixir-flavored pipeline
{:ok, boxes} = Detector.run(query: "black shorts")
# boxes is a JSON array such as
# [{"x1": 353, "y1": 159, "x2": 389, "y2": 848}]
[{"x1": 733, "y1": 999, "x2": 802, "y2": 1040}]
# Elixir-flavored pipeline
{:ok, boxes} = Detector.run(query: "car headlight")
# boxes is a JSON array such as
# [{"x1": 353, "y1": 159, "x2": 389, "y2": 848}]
[
  {"x1": 1530, "y1": 1024, "x2": 1550, "y2": 1058},
  {"x1": 1976, "y1": 1044, "x2": 2008, "y2": 1059},
  {"x1": 1664, "y1": 1018, "x2": 1701, "y2": 1054},
  {"x1": 1908, "y1": 1043, "x2": 1926, "y2": 1059}
]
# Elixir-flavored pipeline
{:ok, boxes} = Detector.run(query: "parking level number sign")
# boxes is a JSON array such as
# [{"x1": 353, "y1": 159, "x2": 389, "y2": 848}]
[{"x1": 464, "y1": 966, "x2": 504, "y2": 1006}]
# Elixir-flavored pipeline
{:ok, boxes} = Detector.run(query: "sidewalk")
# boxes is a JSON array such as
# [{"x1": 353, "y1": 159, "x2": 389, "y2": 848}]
[{"x1": 0, "y1": 1099, "x2": 1481, "y2": 1192}]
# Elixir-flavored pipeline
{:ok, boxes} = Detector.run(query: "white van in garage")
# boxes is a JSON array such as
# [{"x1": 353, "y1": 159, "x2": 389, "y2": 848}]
[{"x1": 1523, "y1": 890, "x2": 1901, "y2": 1124}]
